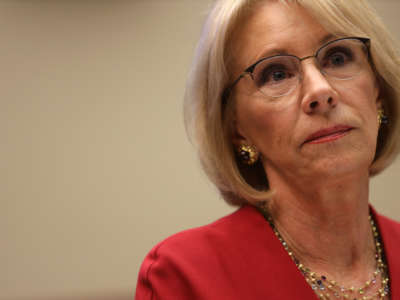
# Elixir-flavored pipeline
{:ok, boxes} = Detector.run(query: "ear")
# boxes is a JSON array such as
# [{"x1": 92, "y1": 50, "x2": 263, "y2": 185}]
[
  {"x1": 374, "y1": 75, "x2": 383, "y2": 110},
  {"x1": 231, "y1": 117, "x2": 251, "y2": 148},
  {"x1": 376, "y1": 98, "x2": 383, "y2": 110}
]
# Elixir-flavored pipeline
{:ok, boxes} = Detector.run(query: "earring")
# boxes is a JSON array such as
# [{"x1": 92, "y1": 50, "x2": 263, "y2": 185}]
[
  {"x1": 378, "y1": 108, "x2": 388, "y2": 125},
  {"x1": 238, "y1": 144, "x2": 259, "y2": 165}
]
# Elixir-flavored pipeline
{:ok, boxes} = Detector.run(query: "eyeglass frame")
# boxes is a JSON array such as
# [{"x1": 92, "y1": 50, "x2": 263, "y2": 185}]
[{"x1": 222, "y1": 36, "x2": 371, "y2": 103}]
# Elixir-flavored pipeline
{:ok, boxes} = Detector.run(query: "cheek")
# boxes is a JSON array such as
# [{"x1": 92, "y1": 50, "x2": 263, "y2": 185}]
[
  {"x1": 236, "y1": 97, "x2": 296, "y2": 148},
  {"x1": 336, "y1": 74, "x2": 379, "y2": 117},
  {"x1": 335, "y1": 75, "x2": 380, "y2": 147}
]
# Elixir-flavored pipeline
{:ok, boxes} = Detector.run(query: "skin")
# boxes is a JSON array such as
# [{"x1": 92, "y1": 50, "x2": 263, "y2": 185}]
[{"x1": 231, "y1": 1, "x2": 383, "y2": 292}]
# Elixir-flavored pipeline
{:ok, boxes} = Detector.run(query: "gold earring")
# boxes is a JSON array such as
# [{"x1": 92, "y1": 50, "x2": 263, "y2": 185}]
[
  {"x1": 238, "y1": 144, "x2": 259, "y2": 165},
  {"x1": 378, "y1": 108, "x2": 388, "y2": 125}
]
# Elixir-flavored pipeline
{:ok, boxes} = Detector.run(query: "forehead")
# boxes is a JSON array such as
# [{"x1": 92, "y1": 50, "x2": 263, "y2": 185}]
[{"x1": 231, "y1": 1, "x2": 330, "y2": 72}]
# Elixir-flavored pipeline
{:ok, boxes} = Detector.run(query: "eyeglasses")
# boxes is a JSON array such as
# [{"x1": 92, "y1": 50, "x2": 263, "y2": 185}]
[{"x1": 224, "y1": 37, "x2": 371, "y2": 100}]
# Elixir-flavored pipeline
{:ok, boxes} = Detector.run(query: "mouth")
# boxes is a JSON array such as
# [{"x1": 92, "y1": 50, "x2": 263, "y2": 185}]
[{"x1": 303, "y1": 125, "x2": 353, "y2": 145}]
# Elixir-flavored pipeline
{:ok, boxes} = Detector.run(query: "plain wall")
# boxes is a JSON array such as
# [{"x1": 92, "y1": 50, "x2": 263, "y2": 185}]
[{"x1": 2, "y1": 1, "x2": 400, "y2": 299}]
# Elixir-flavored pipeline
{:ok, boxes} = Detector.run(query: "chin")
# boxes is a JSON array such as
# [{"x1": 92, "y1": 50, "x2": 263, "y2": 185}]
[{"x1": 307, "y1": 152, "x2": 374, "y2": 179}]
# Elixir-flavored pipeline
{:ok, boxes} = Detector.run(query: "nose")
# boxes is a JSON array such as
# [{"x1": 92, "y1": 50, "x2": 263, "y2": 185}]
[{"x1": 300, "y1": 61, "x2": 338, "y2": 115}]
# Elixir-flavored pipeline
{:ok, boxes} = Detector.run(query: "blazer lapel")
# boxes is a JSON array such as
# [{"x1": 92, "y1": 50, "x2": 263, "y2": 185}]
[
  {"x1": 372, "y1": 207, "x2": 400, "y2": 299},
  {"x1": 252, "y1": 205, "x2": 320, "y2": 299}
]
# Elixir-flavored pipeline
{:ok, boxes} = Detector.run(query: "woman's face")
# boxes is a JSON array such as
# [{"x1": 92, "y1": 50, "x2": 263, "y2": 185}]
[{"x1": 231, "y1": 2, "x2": 381, "y2": 184}]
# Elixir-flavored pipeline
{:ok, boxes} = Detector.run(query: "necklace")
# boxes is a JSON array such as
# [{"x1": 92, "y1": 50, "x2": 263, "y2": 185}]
[{"x1": 257, "y1": 204, "x2": 390, "y2": 300}]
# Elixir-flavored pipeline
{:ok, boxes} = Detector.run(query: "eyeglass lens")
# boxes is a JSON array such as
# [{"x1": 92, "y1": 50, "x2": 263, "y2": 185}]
[{"x1": 251, "y1": 38, "x2": 369, "y2": 98}]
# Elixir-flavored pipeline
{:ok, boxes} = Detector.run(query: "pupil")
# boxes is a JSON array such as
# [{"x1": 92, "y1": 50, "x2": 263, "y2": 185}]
[
  {"x1": 273, "y1": 71, "x2": 286, "y2": 81},
  {"x1": 331, "y1": 54, "x2": 345, "y2": 65}
]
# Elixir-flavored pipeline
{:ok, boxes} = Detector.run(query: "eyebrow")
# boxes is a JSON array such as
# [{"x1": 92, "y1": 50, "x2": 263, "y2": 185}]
[{"x1": 254, "y1": 33, "x2": 336, "y2": 61}]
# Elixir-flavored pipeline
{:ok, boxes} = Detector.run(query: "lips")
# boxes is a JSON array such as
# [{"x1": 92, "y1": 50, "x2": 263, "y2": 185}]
[{"x1": 304, "y1": 125, "x2": 353, "y2": 145}]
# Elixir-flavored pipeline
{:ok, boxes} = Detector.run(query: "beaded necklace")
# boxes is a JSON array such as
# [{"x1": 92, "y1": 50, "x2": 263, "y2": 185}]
[{"x1": 258, "y1": 205, "x2": 390, "y2": 300}]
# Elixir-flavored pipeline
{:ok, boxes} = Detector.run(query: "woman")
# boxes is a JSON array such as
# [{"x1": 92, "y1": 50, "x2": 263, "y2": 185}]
[{"x1": 136, "y1": 0, "x2": 400, "y2": 299}]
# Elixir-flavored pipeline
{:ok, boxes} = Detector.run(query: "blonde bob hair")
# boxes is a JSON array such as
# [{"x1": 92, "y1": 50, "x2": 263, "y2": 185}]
[{"x1": 184, "y1": 0, "x2": 400, "y2": 205}]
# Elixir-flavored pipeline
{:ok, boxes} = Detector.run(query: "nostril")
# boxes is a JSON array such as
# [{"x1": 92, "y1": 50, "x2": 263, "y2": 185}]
[
  {"x1": 310, "y1": 101, "x2": 318, "y2": 109},
  {"x1": 327, "y1": 97, "x2": 333, "y2": 104}
]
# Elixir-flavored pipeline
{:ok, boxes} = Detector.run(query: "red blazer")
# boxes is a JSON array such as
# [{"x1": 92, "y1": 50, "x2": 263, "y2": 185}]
[{"x1": 135, "y1": 205, "x2": 400, "y2": 299}]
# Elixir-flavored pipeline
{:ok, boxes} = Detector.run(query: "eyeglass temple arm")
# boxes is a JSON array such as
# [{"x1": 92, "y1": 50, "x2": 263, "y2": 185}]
[{"x1": 222, "y1": 72, "x2": 250, "y2": 105}]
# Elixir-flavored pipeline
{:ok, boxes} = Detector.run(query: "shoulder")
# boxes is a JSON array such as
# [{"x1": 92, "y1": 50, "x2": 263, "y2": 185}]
[
  {"x1": 145, "y1": 204, "x2": 265, "y2": 255},
  {"x1": 376, "y1": 213, "x2": 400, "y2": 227},
  {"x1": 135, "y1": 205, "x2": 270, "y2": 300},
  {"x1": 375, "y1": 211, "x2": 400, "y2": 239},
  {"x1": 138, "y1": 204, "x2": 267, "y2": 267}
]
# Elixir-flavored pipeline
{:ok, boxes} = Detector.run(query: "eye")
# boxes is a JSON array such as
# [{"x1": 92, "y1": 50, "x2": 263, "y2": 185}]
[
  {"x1": 271, "y1": 70, "x2": 287, "y2": 81},
  {"x1": 321, "y1": 46, "x2": 354, "y2": 68},
  {"x1": 329, "y1": 53, "x2": 346, "y2": 66},
  {"x1": 254, "y1": 64, "x2": 294, "y2": 87}
]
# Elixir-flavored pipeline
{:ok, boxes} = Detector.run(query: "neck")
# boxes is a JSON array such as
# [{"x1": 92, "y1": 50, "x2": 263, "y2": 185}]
[{"x1": 265, "y1": 170, "x2": 377, "y2": 285}]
